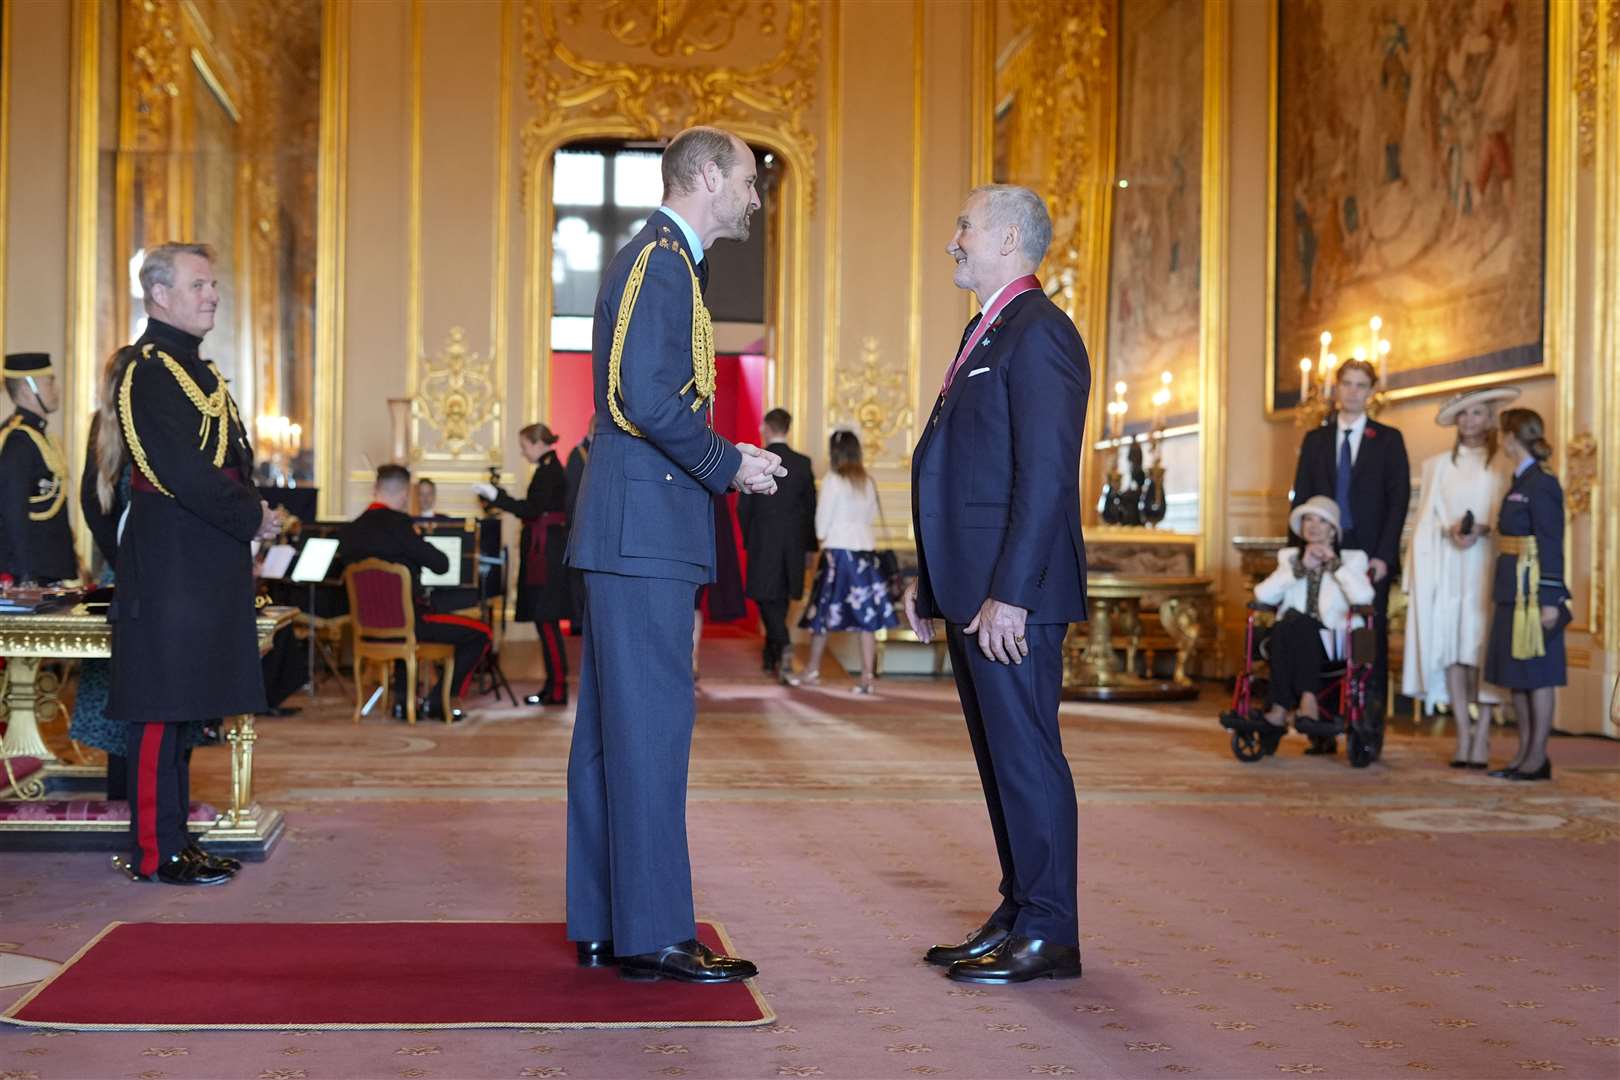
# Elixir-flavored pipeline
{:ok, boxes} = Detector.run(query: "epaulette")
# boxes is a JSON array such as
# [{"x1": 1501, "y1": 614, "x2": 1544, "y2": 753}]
[{"x1": 0, "y1": 411, "x2": 67, "y2": 520}]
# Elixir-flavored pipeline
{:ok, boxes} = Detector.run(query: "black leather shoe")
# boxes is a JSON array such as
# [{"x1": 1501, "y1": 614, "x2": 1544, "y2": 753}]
[
  {"x1": 1449, "y1": 759, "x2": 1469, "y2": 768},
  {"x1": 576, "y1": 940, "x2": 615, "y2": 967},
  {"x1": 524, "y1": 693, "x2": 544, "y2": 706},
  {"x1": 924, "y1": 918, "x2": 1012, "y2": 967},
  {"x1": 1487, "y1": 765, "x2": 1522, "y2": 778},
  {"x1": 125, "y1": 852, "x2": 233, "y2": 886},
  {"x1": 947, "y1": 936, "x2": 1082, "y2": 985},
  {"x1": 183, "y1": 843, "x2": 241, "y2": 874},
  {"x1": 1303, "y1": 735, "x2": 1337, "y2": 755},
  {"x1": 617, "y1": 939, "x2": 757, "y2": 983},
  {"x1": 1507, "y1": 760, "x2": 1552, "y2": 781}
]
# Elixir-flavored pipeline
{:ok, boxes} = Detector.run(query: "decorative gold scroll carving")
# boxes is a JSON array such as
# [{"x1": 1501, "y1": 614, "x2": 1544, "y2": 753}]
[
  {"x1": 597, "y1": 0, "x2": 751, "y2": 56},
  {"x1": 995, "y1": 0, "x2": 1116, "y2": 339},
  {"x1": 827, "y1": 336, "x2": 913, "y2": 466},
  {"x1": 1566, "y1": 431, "x2": 1598, "y2": 517},
  {"x1": 1580, "y1": 0, "x2": 1600, "y2": 167},
  {"x1": 414, "y1": 327, "x2": 503, "y2": 463},
  {"x1": 520, "y1": 0, "x2": 820, "y2": 207}
]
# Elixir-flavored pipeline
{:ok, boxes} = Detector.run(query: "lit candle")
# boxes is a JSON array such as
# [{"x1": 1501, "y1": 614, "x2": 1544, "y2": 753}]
[{"x1": 289, "y1": 423, "x2": 302, "y2": 456}]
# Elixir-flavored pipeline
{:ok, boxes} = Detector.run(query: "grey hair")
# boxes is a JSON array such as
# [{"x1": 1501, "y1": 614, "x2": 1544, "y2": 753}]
[
  {"x1": 661, "y1": 126, "x2": 740, "y2": 200},
  {"x1": 139, "y1": 242, "x2": 217, "y2": 303},
  {"x1": 969, "y1": 184, "x2": 1052, "y2": 264}
]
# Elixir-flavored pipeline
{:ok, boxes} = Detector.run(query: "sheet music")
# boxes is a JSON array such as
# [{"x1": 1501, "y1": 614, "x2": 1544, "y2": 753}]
[
  {"x1": 291, "y1": 537, "x2": 340, "y2": 583},
  {"x1": 421, "y1": 536, "x2": 462, "y2": 587},
  {"x1": 259, "y1": 544, "x2": 298, "y2": 580}
]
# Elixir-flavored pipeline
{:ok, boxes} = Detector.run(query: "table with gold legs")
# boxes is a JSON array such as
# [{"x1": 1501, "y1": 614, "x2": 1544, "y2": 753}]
[
  {"x1": 1061, "y1": 574, "x2": 1213, "y2": 701},
  {"x1": 0, "y1": 605, "x2": 295, "y2": 855}
]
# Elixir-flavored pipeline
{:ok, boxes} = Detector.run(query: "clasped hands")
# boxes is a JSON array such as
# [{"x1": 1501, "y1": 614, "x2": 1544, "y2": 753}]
[
  {"x1": 731, "y1": 443, "x2": 786, "y2": 495},
  {"x1": 1301, "y1": 542, "x2": 1337, "y2": 570},
  {"x1": 256, "y1": 501, "x2": 284, "y2": 541},
  {"x1": 902, "y1": 581, "x2": 1029, "y2": 665}
]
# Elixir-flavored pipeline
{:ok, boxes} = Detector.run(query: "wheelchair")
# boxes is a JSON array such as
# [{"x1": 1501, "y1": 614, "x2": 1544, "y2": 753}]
[{"x1": 1219, "y1": 601, "x2": 1383, "y2": 768}]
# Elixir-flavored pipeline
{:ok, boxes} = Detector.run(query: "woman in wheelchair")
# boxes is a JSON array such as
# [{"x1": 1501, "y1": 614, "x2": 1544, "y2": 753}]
[{"x1": 1250, "y1": 496, "x2": 1376, "y2": 740}]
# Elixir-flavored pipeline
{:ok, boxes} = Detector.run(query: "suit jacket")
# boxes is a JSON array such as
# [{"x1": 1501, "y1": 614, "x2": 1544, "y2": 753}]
[
  {"x1": 737, "y1": 441, "x2": 816, "y2": 602},
  {"x1": 565, "y1": 210, "x2": 742, "y2": 585},
  {"x1": 910, "y1": 290, "x2": 1089, "y2": 625},
  {"x1": 1291, "y1": 418, "x2": 1410, "y2": 568}
]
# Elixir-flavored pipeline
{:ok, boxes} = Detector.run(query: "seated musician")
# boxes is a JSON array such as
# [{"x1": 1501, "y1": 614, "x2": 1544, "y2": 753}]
[
  {"x1": 338, "y1": 464, "x2": 490, "y2": 721},
  {"x1": 1253, "y1": 495, "x2": 1375, "y2": 732}
]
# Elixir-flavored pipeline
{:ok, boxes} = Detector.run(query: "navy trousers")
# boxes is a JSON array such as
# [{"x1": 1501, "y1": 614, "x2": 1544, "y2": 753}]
[
  {"x1": 945, "y1": 621, "x2": 1078, "y2": 944},
  {"x1": 566, "y1": 570, "x2": 700, "y2": 955}
]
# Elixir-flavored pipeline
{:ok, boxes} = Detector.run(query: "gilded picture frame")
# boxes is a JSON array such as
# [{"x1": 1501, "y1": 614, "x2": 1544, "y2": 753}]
[{"x1": 1265, "y1": 0, "x2": 1567, "y2": 415}]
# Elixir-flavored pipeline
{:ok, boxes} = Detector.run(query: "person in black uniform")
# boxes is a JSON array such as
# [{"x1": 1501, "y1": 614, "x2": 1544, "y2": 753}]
[
  {"x1": 1289, "y1": 358, "x2": 1410, "y2": 748},
  {"x1": 0, "y1": 353, "x2": 78, "y2": 584},
  {"x1": 738, "y1": 407, "x2": 816, "y2": 679},
  {"x1": 563, "y1": 416, "x2": 594, "y2": 636},
  {"x1": 475, "y1": 423, "x2": 570, "y2": 706},
  {"x1": 339, "y1": 464, "x2": 492, "y2": 720},
  {"x1": 1484, "y1": 408, "x2": 1569, "y2": 782},
  {"x1": 112, "y1": 242, "x2": 279, "y2": 886}
]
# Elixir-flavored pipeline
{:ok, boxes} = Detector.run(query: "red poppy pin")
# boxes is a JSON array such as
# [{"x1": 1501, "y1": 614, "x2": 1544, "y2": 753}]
[{"x1": 1364, "y1": 427, "x2": 1377, "y2": 439}]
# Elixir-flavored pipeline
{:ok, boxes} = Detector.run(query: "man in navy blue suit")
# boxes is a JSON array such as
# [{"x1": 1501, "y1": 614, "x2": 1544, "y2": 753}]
[
  {"x1": 563, "y1": 126, "x2": 784, "y2": 984},
  {"x1": 904, "y1": 185, "x2": 1090, "y2": 984}
]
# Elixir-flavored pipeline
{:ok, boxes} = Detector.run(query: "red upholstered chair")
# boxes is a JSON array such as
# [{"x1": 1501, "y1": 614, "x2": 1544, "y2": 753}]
[{"x1": 342, "y1": 559, "x2": 454, "y2": 726}]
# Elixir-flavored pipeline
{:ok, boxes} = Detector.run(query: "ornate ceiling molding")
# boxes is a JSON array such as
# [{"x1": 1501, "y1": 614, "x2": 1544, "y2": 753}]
[{"x1": 520, "y1": 0, "x2": 820, "y2": 203}]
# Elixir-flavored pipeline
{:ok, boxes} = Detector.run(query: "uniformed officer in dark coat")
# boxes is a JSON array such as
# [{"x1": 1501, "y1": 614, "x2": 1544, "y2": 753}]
[
  {"x1": 1484, "y1": 408, "x2": 1569, "y2": 782},
  {"x1": 111, "y1": 242, "x2": 279, "y2": 886},
  {"x1": 338, "y1": 464, "x2": 492, "y2": 719},
  {"x1": 476, "y1": 422, "x2": 570, "y2": 706},
  {"x1": 563, "y1": 126, "x2": 784, "y2": 983},
  {"x1": 737, "y1": 407, "x2": 816, "y2": 678},
  {"x1": 0, "y1": 353, "x2": 77, "y2": 583}
]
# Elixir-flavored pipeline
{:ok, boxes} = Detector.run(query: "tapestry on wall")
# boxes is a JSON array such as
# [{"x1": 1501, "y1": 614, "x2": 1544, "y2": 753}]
[
  {"x1": 1272, "y1": 0, "x2": 1546, "y2": 412},
  {"x1": 1105, "y1": 0, "x2": 1203, "y2": 432}
]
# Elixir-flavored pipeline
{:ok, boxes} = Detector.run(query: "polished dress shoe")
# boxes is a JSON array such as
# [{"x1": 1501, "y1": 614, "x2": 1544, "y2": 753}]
[
  {"x1": 1487, "y1": 765, "x2": 1522, "y2": 778},
  {"x1": 1507, "y1": 760, "x2": 1552, "y2": 781},
  {"x1": 1303, "y1": 735, "x2": 1337, "y2": 755},
  {"x1": 125, "y1": 852, "x2": 233, "y2": 887},
  {"x1": 617, "y1": 939, "x2": 757, "y2": 983},
  {"x1": 576, "y1": 940, "x2": 615, "y2": 967},
  {"x1": 948, "y1": 936, "x2": 1082, "y2": 985},
  {"x1": 1449, "y1": 759, "x2": 1470, "y2": 769},
  {"x1": 183, "y1": 843, "x2": 241, "y2": 874},
  {"x1": 924, "y1": 919, "x2": 1012, "y2": 967},
  {"x1": 524, "y1": 693, "x2": 544, "y2": 706}
]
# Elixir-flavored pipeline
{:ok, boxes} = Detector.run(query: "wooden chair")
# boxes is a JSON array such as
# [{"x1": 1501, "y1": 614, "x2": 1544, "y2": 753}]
[{"x1": 343, "y1": 559, "x2": 454, "y2": 725}]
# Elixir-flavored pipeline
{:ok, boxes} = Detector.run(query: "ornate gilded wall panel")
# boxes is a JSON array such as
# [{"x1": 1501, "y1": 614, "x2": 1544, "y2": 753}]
[{"x1": 519, "y1": 0, "x2": 821, "y2": 443}]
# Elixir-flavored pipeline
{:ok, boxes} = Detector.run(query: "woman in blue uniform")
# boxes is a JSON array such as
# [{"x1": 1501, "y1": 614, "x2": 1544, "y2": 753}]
[{"x1": 1483, "y1": 408, "x2": 1569, "y2": 781}]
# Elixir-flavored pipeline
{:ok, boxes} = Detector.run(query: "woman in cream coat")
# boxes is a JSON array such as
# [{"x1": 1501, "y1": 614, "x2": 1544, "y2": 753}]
[
  {"x1": 1401, "y1": 387, "x2": 1517, "y2": 768},
  {"x1": 1254, "y1": 496, "x2": 1376, "y2": 733}
]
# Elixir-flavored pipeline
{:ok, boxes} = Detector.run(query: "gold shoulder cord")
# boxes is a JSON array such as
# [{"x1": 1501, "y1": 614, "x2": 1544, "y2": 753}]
[
  {"x1": 0, "y1": 414, "x2": 68, "y2": 521},
  {"x1": 120, "y1": 345, "x2": 246, "y2": 498},
  {"x1": 605, "y1": 242, "x2": 717, "y2": 437}
]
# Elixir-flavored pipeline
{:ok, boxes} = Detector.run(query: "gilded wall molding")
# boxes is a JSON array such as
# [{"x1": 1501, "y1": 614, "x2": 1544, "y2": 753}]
[
  {"x1": 519, "y1": 0, "x2": 819, "y2": 206},
  {"x1": 1566, "y1": 432, "x2": 1598, "y2": 517},
  {"x1": 826, "y1": 336, "x2": 913, "y2": 466},
  {"x1": 996, "y1": 0, "x2": 1115, "y2": 340},
  {"x1": 414, "y1": 326, "x2": 504, "y2": 464}
]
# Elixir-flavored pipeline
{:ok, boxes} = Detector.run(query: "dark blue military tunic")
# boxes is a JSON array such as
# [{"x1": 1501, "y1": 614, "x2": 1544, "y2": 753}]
[{"x1": 1484, "y1": 460, "x2": 1568, "y2": 689}]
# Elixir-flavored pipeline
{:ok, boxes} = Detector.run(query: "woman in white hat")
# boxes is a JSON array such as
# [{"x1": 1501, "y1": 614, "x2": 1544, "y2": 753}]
[
  {"x1": 1401, "y1": 386, "x2": 1518, "y2": 767},
  {"x1": 1252, "y1": 495, "x2": 1377, "y2": 736}
]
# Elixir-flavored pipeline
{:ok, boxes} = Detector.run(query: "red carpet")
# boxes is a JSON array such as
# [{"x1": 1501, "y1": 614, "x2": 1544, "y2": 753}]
[{"x1": 3, "y1": 920, "x2": 772, "y2": 1030}]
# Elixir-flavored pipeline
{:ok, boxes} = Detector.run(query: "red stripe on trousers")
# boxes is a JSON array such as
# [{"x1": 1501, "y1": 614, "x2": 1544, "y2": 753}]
[
  {"x1": 539, "y1": 622, "x2": 560, "y2": 679},
  {"x1": 419, "y1": 612, "x2": 492, "y2": 696},
  {"x1": 136, "y1": 724, "x2": 165, "y2": 876}
]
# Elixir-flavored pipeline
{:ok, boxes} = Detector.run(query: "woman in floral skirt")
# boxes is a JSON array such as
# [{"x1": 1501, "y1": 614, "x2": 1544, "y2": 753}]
[{"x1": 790, "y1": 430, "x2": 897, "y2": 694}]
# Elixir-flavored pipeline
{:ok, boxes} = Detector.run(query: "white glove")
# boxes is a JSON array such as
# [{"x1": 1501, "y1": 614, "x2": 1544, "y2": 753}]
[{"x1": 471, "y1": 482, "x2": 498, "y2": 501}]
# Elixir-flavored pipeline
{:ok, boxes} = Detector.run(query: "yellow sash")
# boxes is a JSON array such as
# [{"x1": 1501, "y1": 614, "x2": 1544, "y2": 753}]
[{"x1": 1498, "y1": 534, "x2": 1544, "y2": 660}]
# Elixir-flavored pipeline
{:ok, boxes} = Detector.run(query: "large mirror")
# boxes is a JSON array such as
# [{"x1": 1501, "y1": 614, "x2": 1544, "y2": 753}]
[{"x1": 89, "y1": 0, "x2": 322, "y2": 497}]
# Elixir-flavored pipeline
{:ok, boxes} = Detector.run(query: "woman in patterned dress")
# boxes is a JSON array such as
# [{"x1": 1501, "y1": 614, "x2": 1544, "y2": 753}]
[{"x1": 789, "y1": 430, "x2": 897, "y2": 694}]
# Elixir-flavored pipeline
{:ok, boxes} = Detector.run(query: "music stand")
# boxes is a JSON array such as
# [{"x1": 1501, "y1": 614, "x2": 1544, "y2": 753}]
[
  {"x1": 474, "y1": 546, "x2": 518, "y2": 706},
  {"x1": 288, "y1": 532, "x2": 349, "y2": 698}
]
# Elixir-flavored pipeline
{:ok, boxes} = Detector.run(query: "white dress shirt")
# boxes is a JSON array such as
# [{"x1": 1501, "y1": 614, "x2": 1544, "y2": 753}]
[{"x1": 1336, "y1": 412, "x2": 1368, "y2": 466}]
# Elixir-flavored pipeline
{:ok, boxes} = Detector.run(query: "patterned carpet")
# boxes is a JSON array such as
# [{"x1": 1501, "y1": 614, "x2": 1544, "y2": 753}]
[{"x1": 1, "y1": 636, "x2": 1616, "y2": 1079}]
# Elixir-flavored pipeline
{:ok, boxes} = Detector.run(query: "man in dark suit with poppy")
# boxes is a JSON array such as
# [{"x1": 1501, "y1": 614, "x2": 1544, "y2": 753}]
[
  {"x1": 903, "y1": 185, "x2": 1089, "y2": 985},
  {"x1": 738, "y1": 407, "x2": 816, "y2": 679},
  {"x1": 1289, "y1": 358, "x2": 1410, "y2": 736}
]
